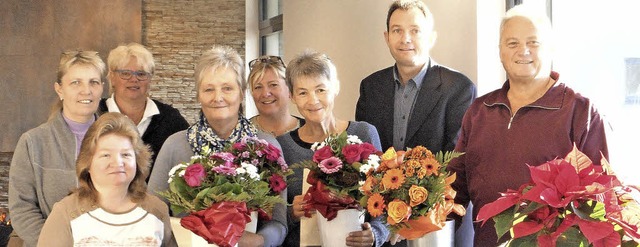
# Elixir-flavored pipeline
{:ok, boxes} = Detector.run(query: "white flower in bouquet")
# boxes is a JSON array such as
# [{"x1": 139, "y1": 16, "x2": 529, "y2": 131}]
[{"x1": 347, "y1": 135, "x2": 363, "y2": 144}]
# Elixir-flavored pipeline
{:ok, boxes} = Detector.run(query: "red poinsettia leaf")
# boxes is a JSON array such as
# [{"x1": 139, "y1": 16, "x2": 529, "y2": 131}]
[
  {"x1": 521, "y1": 184, "x2": 546, "y2": 204},
  {"x1": 564, "y1": 144, "x2": 593, "y2": 173},
  {"x1": 528, "y1": 164, "x2": 557, "y2": 188},
  {"x1": 592, "y1": 230, "x2": 621, "y2": 247},
  {"x1": 540, "y1": 187, "x2": 573, "y2": 208},
  {"x1": 513, "y1": 221, "x2": 545, "y2": 238},
  {"x1": 554, "y1": 164, "x2": 580, "y2": 195},
  {"x1": 477, "y1": 196, "x2": 519, "y2": 226},
  {"x1": 576, "y1": 218, "x2": 615, "y2": 244},
  {"x1": 536, "y1": 234, "x2": 556, "y2": 247}
]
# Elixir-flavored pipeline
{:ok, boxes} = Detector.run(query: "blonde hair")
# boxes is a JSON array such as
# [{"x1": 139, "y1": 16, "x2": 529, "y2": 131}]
[
  {"x1": 50, "y1": 50, "x2": 106, "y2": 119},
  {"x1": 248, "y1": 56, "x2": 286, "y2": 90},
  {"x1": 75, "y1": 112, "x2": 151, "y2": 204}
]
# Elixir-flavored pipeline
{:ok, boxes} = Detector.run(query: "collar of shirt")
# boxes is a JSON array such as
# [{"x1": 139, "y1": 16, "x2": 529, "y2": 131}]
[
  {"x1": 106, "y1": 95, "x2": 160, "y2": 134},
  {"x1": 484, "y1": 71, "x2": 564, "y2": 109},
  {"x1": 392, "y1": 61, "x2": 429, "y2": 90}
]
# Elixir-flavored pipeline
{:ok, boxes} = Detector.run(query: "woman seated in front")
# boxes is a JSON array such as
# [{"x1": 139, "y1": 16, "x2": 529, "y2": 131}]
[{"x1": 38, "y1": 112, "x2": 177, "y2": 247}]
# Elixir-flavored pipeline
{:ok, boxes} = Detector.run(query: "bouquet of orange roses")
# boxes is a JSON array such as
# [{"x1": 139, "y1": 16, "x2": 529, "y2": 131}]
[
  {"x1": 476, "y1": 145, "x2": 640, "y2": 246},
  {"x1": 161, "y1": 136, "x2": 291, "y2": 247},
  {"x1": 360, "y1": 146, "x2": 466, "y2": 240}
]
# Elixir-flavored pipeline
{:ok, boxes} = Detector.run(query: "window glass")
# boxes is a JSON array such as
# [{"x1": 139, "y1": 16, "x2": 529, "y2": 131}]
[
  {"x1": 261, "y1": 0, "x2": 282, "y2": 21},
  {"x1": 551, "y1": 0, "x2": 640, "y2": 184},
  {"x1": 261, "y1": 31, "x2": 283, "y2": 56}
]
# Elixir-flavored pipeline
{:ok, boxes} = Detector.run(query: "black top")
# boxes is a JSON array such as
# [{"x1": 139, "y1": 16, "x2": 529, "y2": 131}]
[{"x1": 99, "y1": 98, "x2": 189, "y2": 180}]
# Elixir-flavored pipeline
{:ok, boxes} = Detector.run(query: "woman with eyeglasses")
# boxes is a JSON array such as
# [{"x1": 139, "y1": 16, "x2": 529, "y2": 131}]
[
  {"x1": 100, "y1": 43, "x2": 189, "y2": 173},
  {"x1": 248, "y1": 55, "x2": 305, "y2": 137},
  {"x1": 276, "y1": 51, "x2": 389, "y2": 247},
  {"x1": 9, "y1": 50, "x2": 106, "y2": 246},
  {"x1": 148, "y1": 45, "x2": 287, "y2": 247}
]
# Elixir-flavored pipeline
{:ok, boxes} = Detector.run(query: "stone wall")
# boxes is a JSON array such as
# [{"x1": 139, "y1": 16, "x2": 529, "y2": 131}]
[
  {"x1": 0, "y1": 0, "x2": 246, "y2": 211},
  {"x1": 143, "y1": 0, "x2": 246, "y2": 124},
  {"x1": 0, "y1": 153, "x2": 10, "y2": 209}
]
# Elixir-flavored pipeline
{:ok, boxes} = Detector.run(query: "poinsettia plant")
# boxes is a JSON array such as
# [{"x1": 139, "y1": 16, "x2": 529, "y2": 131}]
[
  {"x1": 160, "y1": 136, "x2": 292, "y2": 246},
  {"x1": 477, "y1": 145, "x2": 640, "y2": 247},
  {"x1": 297, "y1": 132, "x2": 380, "y2": 220},
  {"x1": 360, "y1": 146, "x2": 466, "y2": 240}
]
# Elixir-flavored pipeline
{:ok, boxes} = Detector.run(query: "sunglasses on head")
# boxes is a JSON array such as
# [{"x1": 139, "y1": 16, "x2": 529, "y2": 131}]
[{"x1": 249, "y1": 55, "x2": 286, "y2": 69}]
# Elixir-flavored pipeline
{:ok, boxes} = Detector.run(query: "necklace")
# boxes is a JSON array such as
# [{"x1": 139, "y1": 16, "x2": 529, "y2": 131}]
[{"x1": 256, "y1": 115, "x2": 299, "y2": 136}]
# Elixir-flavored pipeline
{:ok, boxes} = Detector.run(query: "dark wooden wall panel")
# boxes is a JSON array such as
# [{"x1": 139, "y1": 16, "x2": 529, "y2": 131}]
[{"x1": 0, "y1": 0, "x2": 141, "y2": 152}]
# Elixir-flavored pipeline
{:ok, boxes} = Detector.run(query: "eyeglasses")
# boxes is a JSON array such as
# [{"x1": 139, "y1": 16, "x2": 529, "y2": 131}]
[
  {"x1": 114, "y1": 69, "x2": 151, "y2": 81},
  {"x1": 249, "y1": 55, "x2": 286, "y2": 69}
]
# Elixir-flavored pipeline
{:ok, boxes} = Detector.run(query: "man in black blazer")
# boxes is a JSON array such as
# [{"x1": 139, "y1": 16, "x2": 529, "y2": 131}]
[{"x1": 356, "y1": 0, "x2": 476, "y2": 154}]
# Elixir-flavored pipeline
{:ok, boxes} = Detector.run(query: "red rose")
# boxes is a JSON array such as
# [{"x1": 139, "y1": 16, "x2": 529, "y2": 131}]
[
  {"x1": 359, "y1": 142, "x2": 378, "y2": 160},
  {"x1": 184, "y1": 163, "x2": 206, "y2": 187},
  {"x1": 313, "y1": 145, "x2": 333, "y2": 163},
  {"x1": 342, "y1": 144, "x2": 363, "y2": 164},
  {"x1": 269, "y1": 174, "x2": 287, "y2": 193}
]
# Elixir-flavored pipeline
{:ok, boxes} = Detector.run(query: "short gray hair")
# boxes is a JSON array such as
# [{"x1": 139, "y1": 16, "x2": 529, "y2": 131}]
[
  {"x1": 285, "y1": 50, "x2": 340, "y2": 95},
  {"x1": 500, "y1": 4, "x2": 553, "y2": 42},
  {"x1": 107, "y1": 43, "x2": 155, "y2": 94}
]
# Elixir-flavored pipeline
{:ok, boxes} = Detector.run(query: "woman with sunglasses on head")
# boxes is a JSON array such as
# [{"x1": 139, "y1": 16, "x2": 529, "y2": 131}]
[
  {"x1": 148, "y1": 45, "x2": 287, "y2": 247},
  {"x1": 248, "y1": 55, "x2": 305, "y2": 137},
  {"x1": 9, "y1": 50, "x2": 106, "y2": 246},
  {"x1": 277, "y1": 50, "x2": 389, "y2": 247},
  {"x1": 100, "y1": 43, "x2": 189, "y2": 174}
]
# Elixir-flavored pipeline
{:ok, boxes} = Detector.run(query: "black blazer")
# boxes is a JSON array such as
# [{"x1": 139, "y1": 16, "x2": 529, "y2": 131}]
[
  {"x1": 99, "y1": 98, "x2": 189, "y2": 173},
  {"x1": 356, "y1": 60, "x2": 476, "y2": 153}
]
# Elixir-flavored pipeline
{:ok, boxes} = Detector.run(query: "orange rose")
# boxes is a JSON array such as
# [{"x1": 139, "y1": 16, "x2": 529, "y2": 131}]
[
  {"x1": 361, "y1": 176, "x2": 376, "y2": 196},
  {"x1": 408, "y1": 185, "x2": 428, "y2": 207},
  {"x1": 387, "y1": 199, "x2": 411, "y2": 225},
  {"x1": 381, "y1": 148, "x2": 400, "y2": 169}
]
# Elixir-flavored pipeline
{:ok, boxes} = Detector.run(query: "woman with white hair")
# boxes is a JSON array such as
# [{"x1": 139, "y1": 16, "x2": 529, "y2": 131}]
[{"x1": 149, "y1": 45, "x2": 287, "y2": 247}]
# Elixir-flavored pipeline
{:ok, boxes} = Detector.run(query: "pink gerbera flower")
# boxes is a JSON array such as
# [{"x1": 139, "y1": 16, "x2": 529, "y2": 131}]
[{"x1": 319, "y1": 157, "x2": 343, "y2": 174}]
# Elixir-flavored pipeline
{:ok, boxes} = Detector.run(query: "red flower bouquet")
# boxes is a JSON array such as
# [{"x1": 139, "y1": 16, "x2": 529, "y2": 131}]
[
  {"x1": 161, "y1": 136, "x2": 292, "y2": 247},
  {"x1": 360, "y1": 146, "x2": 466, "y2": 240},
  {"x1": 477, "y1": 145, "x2": 640, "y2": 246},
  {"x1": 298, "y1": 132, "x2": 380, "y2": 220}
]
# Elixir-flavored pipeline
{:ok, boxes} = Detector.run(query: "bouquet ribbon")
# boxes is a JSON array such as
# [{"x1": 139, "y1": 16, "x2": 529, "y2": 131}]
[
  {"x1": 398, "y1": 185, "x2": 466, "y2": 240},
  {"x1": 304, "y1": 179, "x2": 360, "y2": 221},
  {"x1": 180, "y1": 201, "x2": 252, "y2": 247}
]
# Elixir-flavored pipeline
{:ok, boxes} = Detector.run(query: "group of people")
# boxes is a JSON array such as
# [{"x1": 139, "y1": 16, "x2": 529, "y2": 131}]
[{"x1": 7, "y1": 1, "x2": 609, "y2": 247}]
